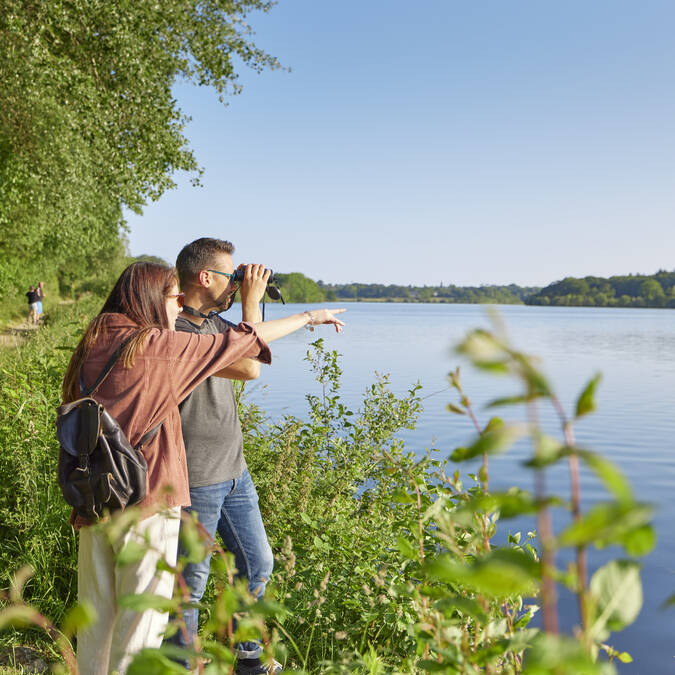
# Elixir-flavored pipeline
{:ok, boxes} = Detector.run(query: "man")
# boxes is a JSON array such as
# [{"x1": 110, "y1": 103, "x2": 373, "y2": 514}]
[
  {"x1": 26, "y1": 285, "x2": 39, "y2": 324},
  {"x1": 169, "y1": 238, "x2": 344, "y2": 674}
]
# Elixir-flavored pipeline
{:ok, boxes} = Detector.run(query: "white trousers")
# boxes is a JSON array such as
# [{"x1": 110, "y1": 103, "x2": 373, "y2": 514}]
[{"x1": 76, "y1": 507, "x2": 180, "y2": 675}]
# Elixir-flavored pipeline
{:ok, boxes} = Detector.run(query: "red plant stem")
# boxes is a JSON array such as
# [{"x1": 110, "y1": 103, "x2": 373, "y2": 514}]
[
  {"x1": 552, "y1": 397, "x2": 589, "y2": 632},
  {"x1": 537, "y1": 474, "x2": 559, "y2": 635},
  {"x1": 21, "y1": 606, "x2": 78, "y2": 674},
  {"x1": 528, "y1": 402, "x2": 559, "y2": 635}
]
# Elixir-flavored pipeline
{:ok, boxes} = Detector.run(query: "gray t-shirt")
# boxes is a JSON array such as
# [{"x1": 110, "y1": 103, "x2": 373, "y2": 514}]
[{"x1": 176, "y1": 315, "x2": 245, "y2": 487}]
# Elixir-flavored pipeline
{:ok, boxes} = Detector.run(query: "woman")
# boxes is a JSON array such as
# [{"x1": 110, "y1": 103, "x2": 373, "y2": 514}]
[
  {"x1": 62, "y1": 261, "x2": 344, "y2": 675},
  {"x1": 36, "y1": 281, "x2": 45, "y2": 319}
]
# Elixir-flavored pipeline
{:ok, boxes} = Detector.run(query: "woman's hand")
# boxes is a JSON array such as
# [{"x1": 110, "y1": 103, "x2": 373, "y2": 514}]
[{"x1": 304, "y1": 308, "x2": 346, "y2": 332}]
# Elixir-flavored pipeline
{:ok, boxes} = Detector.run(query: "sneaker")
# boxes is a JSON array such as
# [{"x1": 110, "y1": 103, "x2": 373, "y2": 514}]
[{"x1": 235, "y1": 657, "x2": 283, "y2": 674}]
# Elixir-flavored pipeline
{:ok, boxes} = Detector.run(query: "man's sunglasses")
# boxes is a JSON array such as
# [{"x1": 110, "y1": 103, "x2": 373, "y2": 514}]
[
  {"x1": 167, "y1": 292, "x2": 185, "y2": 308},
  {"x1": 207, "y1": 269, "x2": 236, "y2": 281}
]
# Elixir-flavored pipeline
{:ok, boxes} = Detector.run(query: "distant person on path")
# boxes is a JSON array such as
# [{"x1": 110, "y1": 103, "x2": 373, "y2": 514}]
[
  {"x1": 26, "y1": 285, "x2": 39, "y2": 324},
  {"x1": 36, "y1": 281, "x2": 45, "y2": 319},
  {"x1": 166, "y1": 237, "x2": 345, "y2": 674}
]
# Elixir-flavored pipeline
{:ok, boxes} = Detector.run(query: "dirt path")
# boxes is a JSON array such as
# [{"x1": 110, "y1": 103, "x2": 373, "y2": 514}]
[{"x1": 0, "y1": 322, "x2": 40, "y2": 348}]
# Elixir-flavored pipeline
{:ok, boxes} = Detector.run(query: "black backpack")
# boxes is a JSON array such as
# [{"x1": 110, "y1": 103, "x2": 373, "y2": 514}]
[{"x1": 56, "y1": 337, "x2": 162, "y2": 520}]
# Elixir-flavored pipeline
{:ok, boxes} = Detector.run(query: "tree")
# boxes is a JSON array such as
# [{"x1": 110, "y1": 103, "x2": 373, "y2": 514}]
[
  {"x1": 0, "y1": 0, "x2": 280, "y2": 299},
  {"x1": 274, "y1": 273, "x2": 325, "y2": 303},
  {"x1": 640, "y1": 279, "x2": 665, "y2": 305}
]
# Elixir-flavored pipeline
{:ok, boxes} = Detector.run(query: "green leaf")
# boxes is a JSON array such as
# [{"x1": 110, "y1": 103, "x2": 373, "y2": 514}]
[
  {"x1": 590, "y1": 560, "x2": 643, "y2": 635},
  {"x1": 446, "y1": 403, "x2": 465, "y2": 415},
  {"x1": 575, "y1": 449, "x2": 633, "y2": 504},
  {"x1": 474, "y1": 360, "x2": 510, "y2": 374},
  {"x1": 248, "y1": 600, "x2": 288, "y2": 618},
  {"x1": 200, "y1": 640, "x2": 236, "y2": 665},
  {"x1": 9, "y1": 565, "x2": 33, "y2": 602},
  {"x1": 450, "y1": 424, "x2": 524, "y2": 462},
  {"x1": 433, "y1": 596, "x2": 488, "y2": 622},
  {"x1": 576, "y1": 373, "x2": 602, "y2": 418},
  {"x1": 118, "y1": 593, "x2": 178, "y2": 613},
  {"x1": 0, "y1": 605, "x2": 40, "y2": 630},
  {"x1": 392, "y1": 488, "x2": 416, "y2": 503},
  {"x1": 456, "y1": 330, "x2": 504, "y2": 362},
  {"x1": 620, "y1": 524, "x2": 656, "y2": 556},
  {"x1": 599, "y1": 644, "x2": 633, "y2": 663},
  {"x1": 61, "y1": 602, "x2": 97, "y2": 636},
  {"x1": 454, "y1": 489, "x2": 541, "y2": 521},
  {"x1": 178, "y1": 517, "x2": 210, "y2": 565},
  {"x1": 116, "y1": 540, "x2": 148, "y2": 566},
  {"x1": 485, "y1": 395, "x2": 527, "y2": 408},
  {"x1": 425, "y1": 548, "x2": 539, "y2": 597},
  {"x1": 313, "y1": 535, "x2": 329, "y2": 551},
  {"x1": 524, "y1": 435, "x2": 564, "y2": 468},
  {"x1": 522, "y1": 633, "x2": 613, "y2": 674},
  {"x1": 520, "y1": 363, "x2": 552, "y2": 398},
  {"x1": 396, "y1": 536, "x2": 417, "y2": 560},
  {"x1": 557, "y1": 502, "x2": 652, "y2": 549},
  {"x1": 128, "y1": 648, "x2": 188, "y2": 674},
  {"x1": 483, "y1": 416, "x2": 504, "y2": 433}
]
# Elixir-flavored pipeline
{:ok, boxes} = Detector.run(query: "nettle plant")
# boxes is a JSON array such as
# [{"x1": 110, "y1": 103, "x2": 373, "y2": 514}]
[{"x1": 431, "y1": 317, "x2": 653, "y2": 674}]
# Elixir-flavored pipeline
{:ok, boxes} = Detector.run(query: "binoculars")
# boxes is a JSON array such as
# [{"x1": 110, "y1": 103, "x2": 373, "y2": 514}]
[{"x1": 233, "y1": 267, "x2": 283, "y2": 302}]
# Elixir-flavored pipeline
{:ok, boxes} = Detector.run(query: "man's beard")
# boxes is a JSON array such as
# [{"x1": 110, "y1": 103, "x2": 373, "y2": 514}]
[{"x1": 217, "y1": 290, "x2": 237, "y2": 312}]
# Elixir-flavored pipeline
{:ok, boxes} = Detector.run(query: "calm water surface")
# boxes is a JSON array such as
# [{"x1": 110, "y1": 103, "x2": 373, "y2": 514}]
[{"x1": 241, "y1": 302, "x2": 675, "y2": 673}]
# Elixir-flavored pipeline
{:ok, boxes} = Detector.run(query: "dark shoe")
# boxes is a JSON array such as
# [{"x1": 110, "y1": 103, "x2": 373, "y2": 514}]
[{"x1": 235, "y1": 657, "x2": 283, "y2": 674}]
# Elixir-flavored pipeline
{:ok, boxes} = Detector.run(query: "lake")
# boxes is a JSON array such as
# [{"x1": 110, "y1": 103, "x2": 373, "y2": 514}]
[{"x1": 240, "y1": 302, "x2": 674, "y2": 673}]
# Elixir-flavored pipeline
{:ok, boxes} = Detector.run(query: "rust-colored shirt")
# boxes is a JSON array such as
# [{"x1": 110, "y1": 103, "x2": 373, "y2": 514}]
[{"x1": 72, "y1": 313, "x2": 271, "y2": 526}]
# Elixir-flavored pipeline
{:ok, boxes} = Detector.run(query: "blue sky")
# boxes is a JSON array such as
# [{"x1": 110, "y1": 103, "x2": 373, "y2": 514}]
[{"x1": 126, "y1": 0, "x2": 675, "y2": 286}]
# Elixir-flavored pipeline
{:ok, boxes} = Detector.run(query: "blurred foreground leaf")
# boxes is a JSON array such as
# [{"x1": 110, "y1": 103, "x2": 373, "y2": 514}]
[
  {"x1": 590, "y1": 560, "x2": 643, "y2": 636},
  {"x1": 425, "y1": 548, "x2": 539, "y2": 597}
]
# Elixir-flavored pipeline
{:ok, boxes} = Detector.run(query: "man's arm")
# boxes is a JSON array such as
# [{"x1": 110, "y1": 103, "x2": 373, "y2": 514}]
[
  {"x1": 213, "y1": 360, "x2": 260, "y2": 380},
  {"x1": 213, "y1": 264, "x2": 266, "y2": 380}
]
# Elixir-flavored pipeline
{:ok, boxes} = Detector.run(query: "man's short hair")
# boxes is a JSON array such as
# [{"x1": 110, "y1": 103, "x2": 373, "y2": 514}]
[{"x1": 176, "y1": 238, "x2": 234, "y2": 288}]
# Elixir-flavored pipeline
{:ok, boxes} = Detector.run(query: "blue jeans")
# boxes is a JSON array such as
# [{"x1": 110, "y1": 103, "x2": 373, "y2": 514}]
[{"x1": 168, "y1": 468, "x2": 273, "y2": 661}]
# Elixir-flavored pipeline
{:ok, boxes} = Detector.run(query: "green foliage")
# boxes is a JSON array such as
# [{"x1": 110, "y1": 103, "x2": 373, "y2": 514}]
[
  {"x1": 455, "y1": 318, "x2": 653, "y2": 668},
  {"x1": 323, "y1": 282, "x2": 538, "y2": 304},
  {"x1": 273, "y1": 273, "x2": 326, "y2": 303},
  {"x1": 0, "y1": 0, "x2": 281, "y2": 301},
  {"x1": 526, "y1": 270, "x2": 675, "y2": 308},
  {"x1": 0, "y1": 300, "x2": 97, "y2": 625},
  {"x1": 0, "y1": 301, "x2": 655, "y2": 673}
]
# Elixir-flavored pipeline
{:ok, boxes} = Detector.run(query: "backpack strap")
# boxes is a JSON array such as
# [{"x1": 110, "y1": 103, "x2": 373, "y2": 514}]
[
  {"x1": 79, "y1": 334, "x2": 164, "y2": 449},
  {"x1": 136, "y1": 422, "x2": 163, "y2": 450},
  {"x1": 80, "y1": 335, "x2": 135, "y2": 397}
]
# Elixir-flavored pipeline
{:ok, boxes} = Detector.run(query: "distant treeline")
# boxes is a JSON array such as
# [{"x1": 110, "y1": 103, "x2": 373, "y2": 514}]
[
  {"x1": 525, "y1": 270, "x2": 675, "y2": 308},
  {"x1": 273, "y1": 271, "x2": 675, "y2": 308},
  {"x1": 322, "y1": 282, "x2": 539, "y2": 304},
  {"x1": 271, "y1": 273, "x2": 538, "y2": 304}
]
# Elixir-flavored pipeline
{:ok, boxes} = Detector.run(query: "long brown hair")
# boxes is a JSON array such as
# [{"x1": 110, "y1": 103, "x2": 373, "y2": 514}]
[{"x1": 62, "y1": 262, "x2": 178, "y2": 402}]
